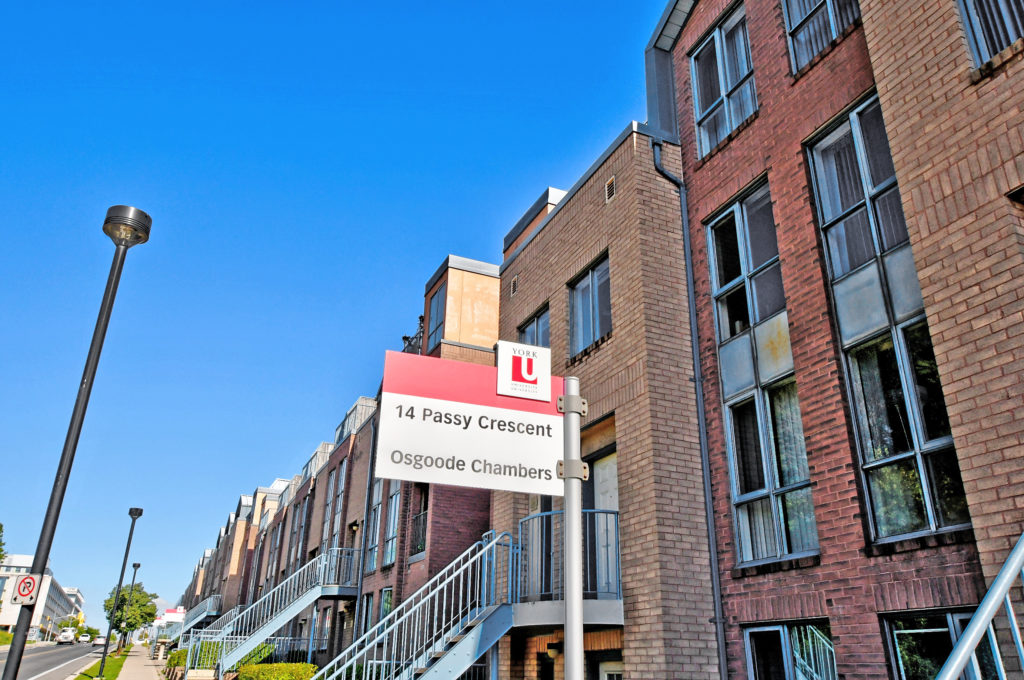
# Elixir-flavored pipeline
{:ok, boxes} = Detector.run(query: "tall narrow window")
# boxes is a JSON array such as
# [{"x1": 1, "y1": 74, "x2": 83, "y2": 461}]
[
  {"x1": 364, "y1": 479, "x2": 382, "y2": 572},
  {"x1": 426, "y1": 282, "x2": 447, "y2": 351},
  {"x1": 783, "y1": 0, "x2": 861, "y2": 71},
  {"x1": 322, "y1": 469, "x2": 335, "y2": 553},
  {"x1": 519, "y1": 307, "x2": 551, "y2": 347},
  {"x1": 745, "y1": 622, "x2": 837, "y2": 680},
  {"x1": 710, "y1": 184, "x2": 818, "y2": 564},
  {"x1": 570, "y1": 257, "x2": 611, "y2": 355},
  {"x1": 810, "y1": 96, "x2": 968, "y2": 541},
  {"x1": 691, "y1": 5, "x2": 757, "y2": 156},
  {"x1": 320, "y1": 607, "x2": 331, "y2": 650},
  {"x1": 380, "y1": 588, "x2": 393, "y2": 620},
  {"x1": 331, "y1": 459, "x2": 346, "y2": 550},
  {"x1": 960, "y1": 0, "x2": 1024, "y2": 63},
  {"x1": 383, "y1": 480, "x2": 401, "y2": 566},
  {"x1": 359, "y1": 593, "x2": 374, "y2": 635}
]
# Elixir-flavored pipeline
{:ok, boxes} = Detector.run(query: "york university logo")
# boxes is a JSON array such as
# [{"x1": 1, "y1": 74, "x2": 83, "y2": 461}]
[{"x1": 512, "y1": 354, "x2": 538, "y2": 384}]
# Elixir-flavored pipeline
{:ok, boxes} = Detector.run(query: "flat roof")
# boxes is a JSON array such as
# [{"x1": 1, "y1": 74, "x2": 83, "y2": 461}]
[{"x1": 424, "y1": 254, "x2": 500, "y2": 294}]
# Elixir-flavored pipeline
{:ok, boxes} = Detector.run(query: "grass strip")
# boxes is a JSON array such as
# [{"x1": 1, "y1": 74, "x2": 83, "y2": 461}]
[{"x1": 74, "y1": 652, "x2": 129, "y2": 680}]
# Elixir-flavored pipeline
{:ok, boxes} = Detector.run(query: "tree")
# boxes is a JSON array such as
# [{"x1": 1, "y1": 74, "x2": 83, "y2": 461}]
[
  {"x1": 103, "y1": 583, "x2": 158, "y2": 650},
  {"x1": 0, "y1": 522, "x2": 7, "y2": 563}
]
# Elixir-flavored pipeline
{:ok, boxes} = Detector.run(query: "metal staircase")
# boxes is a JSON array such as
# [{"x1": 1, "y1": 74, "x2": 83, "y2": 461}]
[
  {"x1": 312, "y1": 533, "x2": 514, "y2": 680},
  {"x1": 791, "y1": 624, "x2": 836, "y2": 680},
  {"x1": 162, "y1": 595, "x2": 223, "y2": 643},
  {"x1": 186, "y1": 547, "x2": 357, "y2": 676}
]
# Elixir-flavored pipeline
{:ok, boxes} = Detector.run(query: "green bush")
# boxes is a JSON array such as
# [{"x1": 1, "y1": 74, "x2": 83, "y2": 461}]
[
  {"x1": 236, "y1": 663, "x2": 317, "y2": 680},
  {"x1": 166, "y1": 650, "x2": 188, "y2": 668}
]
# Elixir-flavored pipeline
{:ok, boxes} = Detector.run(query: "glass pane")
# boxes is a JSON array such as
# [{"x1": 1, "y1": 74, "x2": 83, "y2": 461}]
[
  {"x1": 745, "y1": 189, "x2": 779, "y2": 269},
  {"x1": 884, "y1": 245, "x2": 924, "y2": 321},
  {"x1": 694, "y1": 40, "x2": 722, "y2": 114},
  {"x1": 733, "y1": 400, "x2": 765, "y2": 494},
  {"x1": 755, "y1": 312, "x2": 794, "y2": 381},
  {"x1": 713, "y1": 214, "x2": 743, "y2": 287},
  {"x1": 903, "y1": 322, "x2": 951, "y2": 441},
  {"x1": 571, "y1": 274, "x2": 592, "y2": 354},
  {"x1": 720, "y1": 335, "x2": 756, "y2": 397},
  {"x1": 781, "y1": 487, "x2": 819, "y2": 553},
  {"x1": 748, "y1": 629, "x2": 786, "y2": 680},
  {"x1": 753, "y1": 264, "x2": 785, "y2": 321},
  {"x1": 816, "y1": 127, "x2": 865, "y2": 222},
  {"x1": 520, "y1": 320, "x2": 536, "y2": 345},
  {"x1": 851, "y1": 336, "x2": 913, "y2": 460},
  {"x1": 723, "y1": 16, "x2": 751, "y2": 88},
  {"x1": 536, "y1": 310, "x2": 550, "y2": 348},
  {"x1": 791, "y1": 5, "x2": 832, "y2": 70},
  {"x1": 868, "y1": 459, "x2": 927, "y2": 537},
  {"x1": 874, "y1": 186, "x2": 909, "y2": 250},
  {"x1": 891, "y1": 620, "x2": 952, "y2": 680},
  {"x1": 769, "y1": 382, "x2": 809, "y2": 485},
  {"x1": 790, "y1": 624, "x2": 836, "y2": 680},
  {"x1": 594, "y1": 260, "x2": 612, "y2": 339},
  {"x1": 700, "y1": 105, "x2": 730, "y2": 154},
  {"x1": 926, "y1": 449, "x2": 970, "y2": 527},
  {"x1": 859, "y1": 101, "x2": 897, "y2": 187},
  {"x1": 738, "y1": 498, "x2": 778, "y2": 561},
  {"x1": 786, "y1": 0, "x2": 821, "y2": 27},
  {"x1": 836, "y1": 0, "x2": 862, "y2": 30},
  {"x1": 719, "y1": 287, "x2": 750, "y2": 340},
  {"x1": 826, "y1": 208, "x2": 874, "y2": 277},
  {"x1": 833, "y1": 262, "x2": 888, "y2": 344},
  {"x1": 729, "y1": 77, "x2": 757, "y2": 129},
  {"x1": 971, "y1": 0, "x2": 1024, "y2": 60}
]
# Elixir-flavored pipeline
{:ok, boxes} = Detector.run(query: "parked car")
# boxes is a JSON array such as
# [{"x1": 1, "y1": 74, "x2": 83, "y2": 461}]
[
  {"x1": 56, "y1": 629, "x2": 76, "y2": 645},
  {"x1": 78, "y1": 634, "x2": 91, "y2": 643},
  {"x1": 92, "y1": 636, "x2": 106, "y2": 647}
]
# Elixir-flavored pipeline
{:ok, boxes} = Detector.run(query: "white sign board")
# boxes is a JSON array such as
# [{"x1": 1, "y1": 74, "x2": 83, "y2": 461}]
[
  {"x1": 496, "y1": 340, "x2": 551, "y2": 402},
  {"x1": 377, "y1": 350, "x2": 564, "y2": 495},
  {"x1": 12, "y1": 574, "x2": 42, "y2": 605}
]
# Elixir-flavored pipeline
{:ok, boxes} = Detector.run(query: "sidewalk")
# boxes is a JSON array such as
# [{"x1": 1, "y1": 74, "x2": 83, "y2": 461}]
[{"x1": 114, "y1": 646, "x2": 162, "y2": 680}]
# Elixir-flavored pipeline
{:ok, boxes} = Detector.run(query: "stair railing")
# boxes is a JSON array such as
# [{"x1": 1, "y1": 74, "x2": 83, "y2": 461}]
[
  {"x1": 937, "y1": 531, "x2": 1024, "y2": 680},
  {"x1": 791, "y1": 624, "x2": 836, "y2": 680},
  {"x1": 312, "y1": 532, "x2": 513, "y2": 680}
]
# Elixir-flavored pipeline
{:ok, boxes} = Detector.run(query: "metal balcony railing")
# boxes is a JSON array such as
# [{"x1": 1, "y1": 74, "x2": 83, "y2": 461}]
[
  {"x1": 937, "y1": 531, "x2": 1024, "y2": 680},
  {"x1": 517, "y1": 510, "x2": 620, "y2": 602},
  {"x1": 312, "y1": 533, "x2": 513, "y2": 680}
]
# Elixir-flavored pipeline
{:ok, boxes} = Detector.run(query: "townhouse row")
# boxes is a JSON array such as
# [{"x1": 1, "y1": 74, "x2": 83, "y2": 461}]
[{"x1": 174, "y1": 0, "x2": 1024, "y2": 677}]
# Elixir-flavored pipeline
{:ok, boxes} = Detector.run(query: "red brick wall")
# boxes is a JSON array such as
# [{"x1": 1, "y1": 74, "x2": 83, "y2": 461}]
[
  {"x1": 671, "y1": 0, "x2": 987, "y2": 676},
  {"x1": 858, "y1": 0, "x2": 1024, "y2": 585}
]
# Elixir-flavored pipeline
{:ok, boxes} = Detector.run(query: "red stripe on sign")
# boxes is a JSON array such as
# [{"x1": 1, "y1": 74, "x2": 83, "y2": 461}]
[{"x1": 382, "y1": 350, "x2": 562, "y2": 416}]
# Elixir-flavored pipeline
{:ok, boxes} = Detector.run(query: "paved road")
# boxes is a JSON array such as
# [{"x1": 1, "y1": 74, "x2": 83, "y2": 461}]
[{"x1": 0, "y1": 643, "x2": 98, "y2": 680}]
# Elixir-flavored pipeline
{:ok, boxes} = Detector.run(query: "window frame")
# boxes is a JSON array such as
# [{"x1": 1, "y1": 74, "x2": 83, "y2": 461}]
[
  {"x1": 364, "y1": 479, "x2": 382, "y2": 573},
  {"x1": 885, "y1": 610, "x2": 1004, "y2": 680},
  {"x1": 708, "y1": 183, "x2": 819, "y2": 566},
  {"x1": 322, "y1": 469, "x2": 336, "y2": 553},
  {"x1": 331, "y1": 459, "x2": 346, "y2": 549},
  {"x1": 426, "y1": 282, "x2": 447, "y2": 352},
  {"x1": 744, "y1": 621, "x2": 837, "y2": 680},
  {"x1": 382, "y1": 479, "x2": 401, "y2": 566},
  {"x1": 518, "y1": 305, "x2": 551, "y2": 348},
  {"x1": 958, "y1": 0, "x2": 1024, "y2": 64},
  {"x1": 690, "y1": 4, "x2": 757, "y2": 157},
  {"x1": 781, "y1": 0, "x2": 862, "y2": 72},
  {"x1": 569, "y1": 255, "x2": 612, "y2": 356},
  {"x1": 809, "y1": 95, "x2": 968, "y2": 543}
]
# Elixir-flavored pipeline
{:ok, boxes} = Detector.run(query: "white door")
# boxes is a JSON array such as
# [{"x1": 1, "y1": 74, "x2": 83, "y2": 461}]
[{"x1": 592, "y1": 453, "x2": 619, "y2": 597}]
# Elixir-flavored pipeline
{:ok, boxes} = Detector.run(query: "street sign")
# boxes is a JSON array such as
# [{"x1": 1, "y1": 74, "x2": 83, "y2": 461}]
[
  {"x1": 12, "y1": 574, "x2": 42, "y2": 605},
  {"x1": 377, "y1": 350, "x2": 564, "y2": 495}
]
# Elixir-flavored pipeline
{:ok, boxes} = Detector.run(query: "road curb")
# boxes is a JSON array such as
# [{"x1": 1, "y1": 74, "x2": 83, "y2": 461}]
[{"x1": 63, "y1": 654, "x2": 100, "y2": 680}]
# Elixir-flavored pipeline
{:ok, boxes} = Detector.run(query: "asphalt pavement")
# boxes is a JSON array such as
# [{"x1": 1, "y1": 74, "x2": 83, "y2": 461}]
[{"x1": 0, "y1": 642, "x2": 98, "y2": 680}]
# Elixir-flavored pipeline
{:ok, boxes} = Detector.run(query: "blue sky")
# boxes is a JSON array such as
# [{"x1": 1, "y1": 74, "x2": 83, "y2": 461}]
[{"x1": 0, "y1": 1, "x2": 669, "y2": 628}]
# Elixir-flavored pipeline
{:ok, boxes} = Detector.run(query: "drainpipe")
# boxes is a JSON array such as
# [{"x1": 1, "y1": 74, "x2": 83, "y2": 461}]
[
  {"x1": 651, "y1": 137, "x2": 729, "y2": 680},
  {"x1": 352, "y1": 398, "x2": 380, "y2": 637}
]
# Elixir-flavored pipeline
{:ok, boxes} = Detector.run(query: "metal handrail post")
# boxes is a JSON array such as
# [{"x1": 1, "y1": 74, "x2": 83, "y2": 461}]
[{"x1": 561, "y1": 377, "x2": 584, "y2": 680}]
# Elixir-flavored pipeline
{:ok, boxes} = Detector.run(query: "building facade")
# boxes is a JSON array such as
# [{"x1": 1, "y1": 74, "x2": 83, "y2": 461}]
[{"x1": 0, "y1": 555, "x2": 84, "y2": 639}]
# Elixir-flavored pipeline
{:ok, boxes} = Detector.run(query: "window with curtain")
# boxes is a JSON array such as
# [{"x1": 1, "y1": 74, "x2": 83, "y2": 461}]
[
  {"x1": 709, "y1": 183, "x2": 818, "y2": 564},
  {"x1": 960, "y1": 0, "x2": 1024, "y2": 63},
  {"x1": 810, "y1": 96, "x2": 969, "y2": 541},
  {"x1": 783, "y1": 0, "x2": 861, "y2": 71},
  {"x1": 383, "y1": 480, "x2": 401, "y2": 566},
  {"x1": 570, "y1": 257, "x2": 611, "y2": 355},
  {"x1": 691, "y1": 5, "x2": 757, "y2": 156},
  {"x1": 426, "y1": 282, "x2": 447, "y2": 351}
]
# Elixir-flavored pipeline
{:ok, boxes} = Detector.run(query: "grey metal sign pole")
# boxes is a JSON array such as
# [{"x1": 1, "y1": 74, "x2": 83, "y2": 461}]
[{"x1": 558, "y1": 377, "x2": 588, "y2": 680}]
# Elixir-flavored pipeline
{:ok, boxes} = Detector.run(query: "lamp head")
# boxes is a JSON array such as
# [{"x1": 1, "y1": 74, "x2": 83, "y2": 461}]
[
  {"x1": 133, "y1": 563, "x2": 141, "y2": 570},
  {"x1": 129, "y1": 507, "x2": 143, "y2": 519},
  {"x1": 103, "y1": 205, "x2": 151, "y2": 248}
]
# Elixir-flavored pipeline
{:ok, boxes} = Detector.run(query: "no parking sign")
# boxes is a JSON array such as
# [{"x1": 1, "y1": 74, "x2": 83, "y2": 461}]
[{"x1": 11, "y1": 574, "x2": 42, "y2": 605}]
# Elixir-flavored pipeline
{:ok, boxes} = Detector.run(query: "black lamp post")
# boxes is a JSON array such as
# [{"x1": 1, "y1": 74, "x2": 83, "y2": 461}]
[
  {"x1": 119, "y1": 562, "x2": 141, "y2": 652},
  {"x1": 0, "y1": 206, "x2": 151, "y2": 680},
  {"x1": 99, "y1": 508, "x2": 142, "y2": 679}
]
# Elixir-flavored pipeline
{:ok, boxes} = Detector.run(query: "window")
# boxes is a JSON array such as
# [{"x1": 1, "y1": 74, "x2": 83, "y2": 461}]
[
  {"x1": 288, "y1": 502, "x2": 303, "y2": 573},
  {"x1": 383, "y1": 480, "x2": 401, "y2": 566},
  {"x1": 322, "y1": 469, "x2": 336, "y2": 553},
  {"x1": 810, "y1": 96, "x2": 969, "y2": 541},
  {"x1": 379, "y1": 588, "x2": 393, "y2": 620},
  {"x1": 691, "y1": 5, "x2": 756, "y2": 156},
  {"x1": 519, "y1": 307, "x2": 550, "y2": 348},
  {"x1": 960, "y1": 0, "x2": 1024, "y2": 63},
  {"x1": 745, "y1": 622, "x2": 837, "y2": 680},
  {"x1": 364, "y1": 479, "x2": 382, "y2": 572},
  {"x1": 709, "y1": 185, "x2": 818, "y2": 564},
  {"x1": 570, "y1": 257, "x2": 611, "y2": 355},
  {"x1": 331, "y1": 459, "x2": 346, "y2": 550},
  {"x1": 426, "y1": 282, "x2": 447, "y2": 351},
  {"x1": 887, "y1": 612, "x2": 1002, "y2": 680},
  {"x1": 359, "y1": 593, "x2": 374, "y2": 636},
  {"x1": 783, "y1": 0, "x2": 861, "y2": 71},
  {"x1": 320, "y1": 607, "x2": 331, "y2": 650}
]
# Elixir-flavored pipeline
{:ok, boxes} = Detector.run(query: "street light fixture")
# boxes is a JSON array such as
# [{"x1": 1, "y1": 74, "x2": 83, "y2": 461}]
[
  {"x1": 0, "y1": 206, "x2": 151, "y2": 680},
  {"x1": 119, "y1": 562, "x2": 141, "y2": 652},
  {"x1": 99, "y1": 508, "x2": 143, "y2": 680}
]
